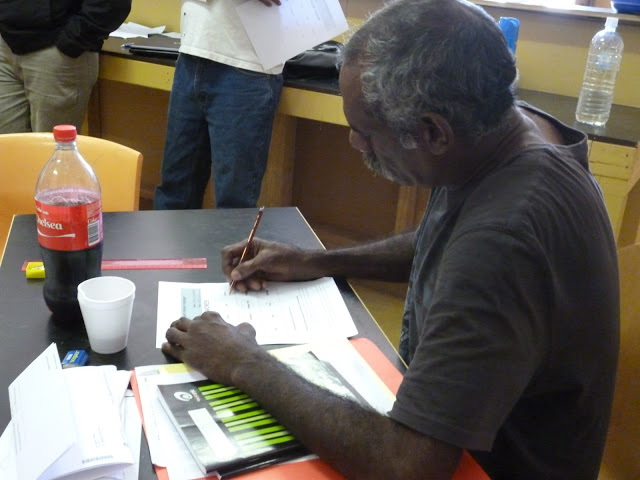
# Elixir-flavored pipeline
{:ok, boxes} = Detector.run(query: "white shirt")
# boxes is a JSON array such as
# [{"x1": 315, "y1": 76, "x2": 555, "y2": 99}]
[{"x1": 180, "y1": 0, "x2": 283, "y2": 75}]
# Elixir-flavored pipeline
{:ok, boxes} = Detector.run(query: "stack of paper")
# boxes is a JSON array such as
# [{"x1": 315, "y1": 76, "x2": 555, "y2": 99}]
[{"x1": 0, "y1": 344, "x2": 142, "y2": 480}]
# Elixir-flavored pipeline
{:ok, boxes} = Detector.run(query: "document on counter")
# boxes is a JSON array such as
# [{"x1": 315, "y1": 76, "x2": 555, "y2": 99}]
[
  {"x1": 155, "y1": 277, "x2": 358, "y2": 347},
  {"x1": 235, "y1": 0, "x2": 348, "y2": 70},
  {"x1": 109, "y1": 21, "x2": 166, "y2": 39}
]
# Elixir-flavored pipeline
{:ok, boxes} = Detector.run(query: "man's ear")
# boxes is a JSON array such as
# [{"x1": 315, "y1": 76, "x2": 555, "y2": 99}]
[{"x1": 418, "y1": 113, "x2": 454, "y2": 155}]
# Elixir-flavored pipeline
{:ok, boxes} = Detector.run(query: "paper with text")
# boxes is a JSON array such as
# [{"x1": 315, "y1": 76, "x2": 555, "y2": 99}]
[
  {"x1": 8, "y1": 343, "x2": 74, "y2": 480},
  {"x1": 156, "y1": 277, "x2": 358, "y2": 347},
  {"x1": 235, "y1": 0, "x2": 348, "y2": 70},
  {"x1": 5, "y1": 344, "x2": 135, "y2": 480}
]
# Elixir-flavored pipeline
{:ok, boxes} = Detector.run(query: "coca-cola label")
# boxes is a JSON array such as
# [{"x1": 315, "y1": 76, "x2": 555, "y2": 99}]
[{"x1": 36, "y1": 199, "x2": 103, "y2": 251}]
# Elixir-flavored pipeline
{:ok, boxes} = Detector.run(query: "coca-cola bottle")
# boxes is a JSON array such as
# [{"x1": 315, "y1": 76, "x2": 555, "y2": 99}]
[{"x1": 35, "y1": 125, "x2": 103, "y2": 325}]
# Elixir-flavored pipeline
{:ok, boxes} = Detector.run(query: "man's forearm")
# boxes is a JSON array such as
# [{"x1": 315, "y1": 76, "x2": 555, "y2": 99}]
[
  {"x1": 312, "y1": 231, "x2": 415, "y2": 282},
  {"x1": 230, "y1": 349, "x2": 461, "y2": 480}
]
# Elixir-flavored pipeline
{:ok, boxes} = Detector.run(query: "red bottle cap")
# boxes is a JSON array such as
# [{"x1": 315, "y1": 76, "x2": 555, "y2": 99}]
[{"x1": 53, "y1": 125, "x2": 77, "y2": 142}]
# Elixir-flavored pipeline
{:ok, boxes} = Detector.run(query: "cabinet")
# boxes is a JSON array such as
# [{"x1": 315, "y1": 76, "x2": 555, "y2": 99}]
[{"x1": 589, "y1": 141, "x2": 640, "y2": 241}]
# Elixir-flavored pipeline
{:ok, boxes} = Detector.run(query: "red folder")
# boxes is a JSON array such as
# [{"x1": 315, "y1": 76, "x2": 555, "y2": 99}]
[{"x1": 131, "y1": 338, "x2": 489, "y2": 480}]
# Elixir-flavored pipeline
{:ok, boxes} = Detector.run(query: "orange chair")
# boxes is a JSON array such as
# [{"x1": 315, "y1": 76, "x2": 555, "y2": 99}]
[{"x1": 0, "y1": 133, "x2": 143, "y2": 265}]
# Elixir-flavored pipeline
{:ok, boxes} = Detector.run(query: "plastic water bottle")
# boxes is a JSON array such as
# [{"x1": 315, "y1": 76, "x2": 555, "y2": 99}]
[
  {"x1": 575, "y1": 17, "x2": 624, "y2": 126},
  {"x1": 35, "y1": 125, "x2": 103, "y2": 325}
]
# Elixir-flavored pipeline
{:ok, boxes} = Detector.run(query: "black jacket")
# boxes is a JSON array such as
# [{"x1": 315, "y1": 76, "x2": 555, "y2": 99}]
[{"x1": 0, "y1": 0, "x2": 131, "y2": 58}]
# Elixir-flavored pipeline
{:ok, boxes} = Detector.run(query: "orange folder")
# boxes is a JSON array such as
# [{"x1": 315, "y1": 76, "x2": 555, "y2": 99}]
[{"x1": 131, "y1": 338, "x2": 489, "y2": 480}]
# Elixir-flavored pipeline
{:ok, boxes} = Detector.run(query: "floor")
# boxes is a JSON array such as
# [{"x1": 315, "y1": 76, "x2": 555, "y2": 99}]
[
  {"x1": 311, "y1": 224, "x2": 407, "y2": 350},
  {"x1": 347, "y1": 278, "x2": 406, "y2": 349}
]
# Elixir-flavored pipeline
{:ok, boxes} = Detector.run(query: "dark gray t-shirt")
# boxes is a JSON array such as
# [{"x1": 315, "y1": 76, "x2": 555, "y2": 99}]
[{"x1": 390, "y1": 103, "x2": 619, "y2": 479}]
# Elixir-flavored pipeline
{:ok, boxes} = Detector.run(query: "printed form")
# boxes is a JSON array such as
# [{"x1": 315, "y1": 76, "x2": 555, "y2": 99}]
[
  {"x1": 156, "y1": 277, "x2": 358, "y2": 347},
  {"x1": 2, "y1": 344, "x2": 136, "y2": 480}
]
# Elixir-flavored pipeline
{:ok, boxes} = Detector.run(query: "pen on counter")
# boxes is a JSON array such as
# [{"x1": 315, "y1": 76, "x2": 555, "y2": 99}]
[
  {"x1": 229, "y1": 206, "x2": 265, "y2": 293},
  {"x1": 121, "y1": 43, "x2": 132, "y2": 49}
]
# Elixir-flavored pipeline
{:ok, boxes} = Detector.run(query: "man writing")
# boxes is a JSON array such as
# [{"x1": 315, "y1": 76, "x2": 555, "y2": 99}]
[{"x1": 162, "y1": 0, "x2": 619, "y2": 478}]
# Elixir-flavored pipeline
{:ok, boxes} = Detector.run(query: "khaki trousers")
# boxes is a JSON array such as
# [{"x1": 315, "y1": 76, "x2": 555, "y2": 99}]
[{"x1": 0, "y1": 37, "x2": 98, "y2": 133}]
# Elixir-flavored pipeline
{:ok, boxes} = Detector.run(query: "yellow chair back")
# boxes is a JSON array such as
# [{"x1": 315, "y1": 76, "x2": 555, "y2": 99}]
[{"x1": 0, "y1": 133, "x2": 143, "y2": 264}]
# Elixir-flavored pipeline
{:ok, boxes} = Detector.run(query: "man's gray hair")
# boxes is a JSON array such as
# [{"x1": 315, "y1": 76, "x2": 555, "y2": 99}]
[{"x1": 339, "y1": 0, "x2": 517, "y2": 143}]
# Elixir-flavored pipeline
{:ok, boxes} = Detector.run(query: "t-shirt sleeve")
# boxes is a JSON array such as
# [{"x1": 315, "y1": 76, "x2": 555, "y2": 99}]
[
  {"x1": 56, "y1": 0, "x2": 131, "y2": 57},
  {"x1": 390, "y1": 227, "x2": 549, "y2": 451}
]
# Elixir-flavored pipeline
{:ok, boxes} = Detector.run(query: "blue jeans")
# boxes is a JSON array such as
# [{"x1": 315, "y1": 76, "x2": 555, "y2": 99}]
[{"x1": 154, "y1": 54, "x2": 283, "y2": 209}]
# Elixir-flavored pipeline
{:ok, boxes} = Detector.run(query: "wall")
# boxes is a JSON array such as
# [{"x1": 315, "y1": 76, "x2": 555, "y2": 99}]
[{"x1": 479, "y1": 4, "x2": 640, "y2": 108}]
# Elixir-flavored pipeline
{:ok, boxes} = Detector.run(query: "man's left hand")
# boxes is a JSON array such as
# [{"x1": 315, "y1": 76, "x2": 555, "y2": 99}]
[{"x1": 162, "y1": 311, "x2": 263, "y2": 385}]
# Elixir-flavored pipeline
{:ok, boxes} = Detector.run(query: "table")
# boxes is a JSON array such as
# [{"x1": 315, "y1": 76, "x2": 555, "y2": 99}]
[{"x1": 0, "y1": 207, "x2": 404, "y2": 478}]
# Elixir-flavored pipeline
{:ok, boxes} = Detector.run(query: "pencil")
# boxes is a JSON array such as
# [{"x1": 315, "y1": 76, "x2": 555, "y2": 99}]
[{"x1": 229, "y1": 206, "x2": 265, "y2": 293}]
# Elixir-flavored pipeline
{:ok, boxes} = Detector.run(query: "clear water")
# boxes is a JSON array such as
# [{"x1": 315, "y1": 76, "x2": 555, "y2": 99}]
[{"x1": 575, "y1": 52, "x2": 621, "y2": 126}]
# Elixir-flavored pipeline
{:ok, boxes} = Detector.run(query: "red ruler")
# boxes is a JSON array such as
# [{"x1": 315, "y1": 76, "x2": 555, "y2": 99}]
[{"x1": 21, "y1": 257, "x2": 207, "y2": 271}]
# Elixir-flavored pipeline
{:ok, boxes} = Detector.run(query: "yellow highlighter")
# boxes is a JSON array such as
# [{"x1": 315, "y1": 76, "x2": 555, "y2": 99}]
[{"x1": 26, "y1": 262, "x2": 46, "y2": 279}]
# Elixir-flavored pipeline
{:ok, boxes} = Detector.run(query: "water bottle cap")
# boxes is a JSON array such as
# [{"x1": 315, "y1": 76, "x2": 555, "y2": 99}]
[
  {"x1": 53, "y1": 125, "x2": 77, "y2": 142},
  {"x1": 604, "y1": 17, "x2": 619, "y2": 31}
]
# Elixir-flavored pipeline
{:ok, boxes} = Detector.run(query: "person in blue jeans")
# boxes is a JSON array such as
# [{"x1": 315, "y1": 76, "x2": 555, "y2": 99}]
[{"x1": 154, "y1": 0, "x2": 283, "y2": 210}]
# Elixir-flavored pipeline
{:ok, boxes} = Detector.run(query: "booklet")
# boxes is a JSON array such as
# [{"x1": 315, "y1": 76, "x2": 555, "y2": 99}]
[
  {"x1": 157, "y1": 379, "x2": 306, "y2": 476},
  {"x1": 156, "y1": 344, "x2": 377, "y2": 477},
  {"x1": 152, "y1": 339, "x2": 395, "y2": 477}
]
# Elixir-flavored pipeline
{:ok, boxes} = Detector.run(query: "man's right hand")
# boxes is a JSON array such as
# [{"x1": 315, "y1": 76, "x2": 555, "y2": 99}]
[{"x1": 222, "y1": 238, "x2": 321, "y2": 293}]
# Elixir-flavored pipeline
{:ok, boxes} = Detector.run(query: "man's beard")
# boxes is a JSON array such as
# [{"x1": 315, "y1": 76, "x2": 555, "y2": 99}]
[
  {"x1": 363, "y1": 151, "x2": 383, "y2": 175},
  {"x1": 363, "y1": 151, "x2": 395, "y2": 182}
]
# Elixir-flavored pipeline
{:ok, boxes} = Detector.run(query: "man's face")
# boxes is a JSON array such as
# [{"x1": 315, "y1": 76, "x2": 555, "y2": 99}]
[{"x1": 339, "y1": 63, "x2": 431, "y2": 186}]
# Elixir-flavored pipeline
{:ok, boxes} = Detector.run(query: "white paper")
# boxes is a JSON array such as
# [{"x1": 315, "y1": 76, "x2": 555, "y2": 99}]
[
  {"x1": 8, "y1": 343, "x2": 75, "y2": 480},
  {"x1": 109, "y1": 22, "x2": 166, "y2": 39},
  {"x1": 40, "y1": 367, "x2": 134, "y2": 480},
  {"x1": 1, "y1": 386, "x2": 141, "y2": 480},
  {"x1": 0, "y1": 421, "x2": 18, "y2": 479},
  {"x1": 156, "y1": 277, "x2": 358, "y2": 347},
  {"x1": 235, "y1": 0, "x2": 348, "y2": 70},
  {"x1": 99, "y1": 392, "x2": 142, "y2": 480},
  {"x1": 271, "y1": 339, "x2": 396, "y2": 414},
  {"x1": 134, "y1": 366, "x2": 214, "y2": 479},
  {"x1": 6, "y1": 344, "x2": 135, "y2": 480}
]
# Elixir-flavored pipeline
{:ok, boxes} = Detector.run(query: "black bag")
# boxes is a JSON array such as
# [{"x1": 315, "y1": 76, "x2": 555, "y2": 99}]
[{"x1": 283, "y1": 41, "x2": 342, "y2": 80}]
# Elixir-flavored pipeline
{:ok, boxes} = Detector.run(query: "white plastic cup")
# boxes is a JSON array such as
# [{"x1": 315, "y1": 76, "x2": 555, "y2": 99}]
[{"x1": 77, "y1": 276, "x2": 136, "y2": 354}]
